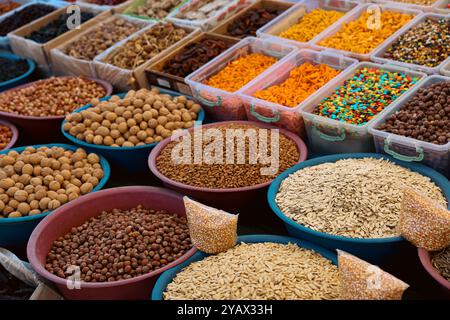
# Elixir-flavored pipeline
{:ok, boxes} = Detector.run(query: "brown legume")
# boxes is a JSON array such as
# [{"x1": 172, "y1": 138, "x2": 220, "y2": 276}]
[
  {"x1": 0, "y1": 125, "x2": 13, "y2": 150},
  {"x1": 130, "y1": 0, "x2": 184, "y2": 19}
]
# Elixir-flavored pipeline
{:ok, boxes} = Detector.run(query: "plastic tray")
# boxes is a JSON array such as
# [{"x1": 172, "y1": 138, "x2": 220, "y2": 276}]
[
  {"x1": 374, "y1": 0, "x2": 448, "y2": 12},
  {"x1": 256, "y1": 0, "x2": 360, "y2": 49},
  {"x1": 434, "y1": 0, "x2": 450, "y2": 13},
  {"x1": 267, "y1": 153, "x2": 450, "y2": 263},
  {"x1": 185, "y1": 37, "x2": 298, "y2": 121},
  {"x1": 371, "y1": 13, "x2": 450, "y2": 75},
  {"x1": 310, "y1": 3, "x2": 423, "y2": 61},
  {"x1": 368, "y1": 75, "x2": 450, "y2": 177},
  {"x1": 0, "y1": 52, "x2": 35, "y2": 92},
  {"x1": 151, "y1": 234, "x2": 337, "y2": 300},
  {"x1": 239, "y1": 49, "x2": 358, "y2": 138},
  {"x1": 442, "y1": 60, "x2": 450, "y2": 76},
  {"x1": 299, "y1": 62, "x2": 427, "y2": 155},
  {"x1": 122, "y1": 0, "x2": 189, "y2": 21}
]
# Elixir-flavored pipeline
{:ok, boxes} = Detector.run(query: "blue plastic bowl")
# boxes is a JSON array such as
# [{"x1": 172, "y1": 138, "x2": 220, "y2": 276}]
[
  {"x1": 0, "y1": 53, "x2": 35, "y2": 92},
  {"x1": 268, "y1": 153, "x2": 450, "y2": 264},
  {"x1": 151, "y1": 234, "x2": 337, "y2": 300},
  {"x1": 0, "y1": 143, "x2": 111, "y2": 247},
  {"x1": 61, "y1": 89, "x2": 205, "y2": 171}
]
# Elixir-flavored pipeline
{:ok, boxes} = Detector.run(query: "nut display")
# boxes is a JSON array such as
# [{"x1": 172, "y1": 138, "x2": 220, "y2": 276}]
[
  {"x1": 164, "y1": 242, "x2": 339, "y2": 300},
  {"x1": 45, "y1": 205, "x2": 192, "y2": 282},
  {"x1": 384, "y1": 18, "x2": 450, "y2": 68},
  {"x1": 0, "y1": 57, "x2": 29, "y2": 83},
  {"x1": 0, "y1": 146, "x2": 104, "y2": 218},
  {"x1": 0, "y1": 77, "x2": 107, "y2": 117},
  {"x1": 64, "y1": 17, "x2": 141, "y2": 61},
  {"x1": 0, "y1": 125, "x2": 13, "y2": 151},
  {"x1": 156, "y1": 123, "x2": 300, "y2": 189},
  {"x1": 162, "y1": 37, "x2": 233, "y2": 78},
  {"x1": 227, "y1": 8, "x2": 283, "y2": 38},
  {"x1": 26, "y1": 12, "x2": 95, "y2": 44},
  {"x1": 0, "y1": 4, "x2": 56, "y2": 37},
  {"x1": 104, "y1": 22, "x2": 189, "y2": 70},
  {"x1": 84, "y1": 0, "x2": 127, "y2": 5},
  {"x1": 63, "y1": 88, "x2": 202, "y2": 147},
  {"x1": 175, "y1": 0, "x2": 230, "y2": 21},
  {"x1": 377, "y1": 81, "x2": 450, "y2": 145},
  {"x1": 0, "y1": 1, "x2": 21, "y2": 15},
  {"x1": 130, "y1": 0, "x2": 184, "y2": 19}
]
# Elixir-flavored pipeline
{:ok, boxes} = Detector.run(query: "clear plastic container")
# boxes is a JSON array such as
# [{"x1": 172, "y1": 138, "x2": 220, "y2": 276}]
[
  {"x1": 368, "y1": 75, "x2": 450, "y2": 177},
  {"x1": 441, "y1": 60, "x2": 450, "y2": 76},
  {"x1": 299, "y1": 62, "x2": 427, "y2": 155},
  {"x1": 433, "y1": 0, "x2": 450, "y2": 13},
  {"x1": 310, "y1": 3, "x2": 422, "y2": 61},
  {"x1": 371, "y1": 13, "x2": 450, "y2": 75},
  {"x1": 239, "y1": 49, "x2": 358, "y2": 138},
  {"x1": 185, "y1": 37, "x2": 298, "y2": 121},
  {"x1": 374, "y1": 0, "x2": 448, "y2": 12},
  {"x1": 256, "y1": 0, "x2": 360, "y2": 49}
]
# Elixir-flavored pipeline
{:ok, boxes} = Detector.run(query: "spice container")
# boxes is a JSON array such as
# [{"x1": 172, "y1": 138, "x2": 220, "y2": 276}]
[
  {"x1": 27, "y1": 186, "x2": 197, "y2": 300},
  {"x1": 9, "y1": 5, "x2": 106, "y2": 70},
  {"x1": 0, "y1": 143, "x2": 110, "y2": 247},
  {"x1": 211, "y1": 0, "x2": 293, "y2": 39},
  {"x1": 0, "y1": 53, "x2": 35, "y2": 92},
  {"x1": 368, "y1": 75, "x2": 450, "y2": 177},
  {"x1": 122, "y1": 0, "x2": 187, "y2": 21},
  {"x1": 311, "y1": 4, "x2": 421, "y2": 61},
  {"x1": 152, "y1": 234, "x2": 338, "y2": 300},
  {"x1": 185, "y1": 37, "x2": 297, "y2": 120},
  {"x1": 239, "y1": 49, "x2": 358, "y2": 137},
  {"x1": 374, "y1": 0, "x2": 447, "y2": 12},
  {"x1": 149, "y1": 121, "x2": 307, "y2": 209},
  {"x1": 50, "y1": 14, "x2": 147, "y2": 78},
  {"x1": 372, "y1": 14, "x2": 450, "y2": 75},
  {"x1": 299, "y1": 62, "x2": 426, "y2": 155},
  {"x1": 145, "y1": 32, "x2": 238, "y2": 95},
  {"x1": 167, "y1": 0, "x2": 252, "y2": 31},
  {"x1": 268, "y1": 153, "x2": 450, "y2": 263},
  {"x1": 418, "y1": 248, "x2": 450, "y2": 295},
  {"x1": 257, "y1": 0, "x2": 360, "y2": 49},
  {"x1": 94, "y1": 21, "x2": 199, "y2": 91}
]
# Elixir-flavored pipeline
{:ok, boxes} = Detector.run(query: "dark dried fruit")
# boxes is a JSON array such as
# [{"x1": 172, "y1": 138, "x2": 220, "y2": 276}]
[
  {"x1": 0, "y1": 4, "x2": 56, "y2": 37},
  {"x1": 0, "y1": 57, "x2": 29, "y2": 83},
  {"x1": 227, "y1": 8, "x2": 283, "y2": 38}
]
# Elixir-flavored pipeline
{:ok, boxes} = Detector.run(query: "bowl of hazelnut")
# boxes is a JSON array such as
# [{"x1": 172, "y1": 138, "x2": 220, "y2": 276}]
[
  {"x1": 0, "y1": 144, "x2": 110, "y2": 246},
  {"x1": 0, "y1": 120, "x2": 19, "y2": 151},
  {"x1": 0, "y1": 76, "x2": 112, "y2": 143},
  {"x1": 61, "y1": 87, "x2": 204, "y2": 171}
]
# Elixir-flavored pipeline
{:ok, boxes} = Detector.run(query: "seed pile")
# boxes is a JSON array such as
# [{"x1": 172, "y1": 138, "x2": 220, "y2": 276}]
[
  {"x1": 432, "y1": 247, "x2": 450, "y2": 282},
  {"x1": 0, "y1": 4, "x2": 56, "y2": 37},
  {"x1": 184, "y1": 197, "x2": 237, "y2": 254},
  {"x1": 64, "y1": 17, "x2": 141, "y2": 61},
  {"x1": 0, "y1": 265, "x2": 35, "y2": 300},
  {"x1": 105, "y1": 22, "x2": 189, "y2": 70},
  {"x1": 0, "y1": 77, "x2": 106, "y2": 117},
  {"x1": 45, "y1": 205, "x2": 192, "y2": 282},
  {"x1": 279, "y1": 8, "x2": 344, "y2": 43},
  {"x1": 176, "y1": 0, "x2": 229, "y2": 21},
  {"x1": 378, "y1": 81, "x2": 450, "y2": 145},
  {"x1": 275, "y1": 158, "x2": 447, "y2": 239},
  {"x1": 64, "y1": 88, "x2": 201, "y2": 147},
  {"x1": 204, "y1": 53, "x2": 277, "y2": 92},
  {"x1": 0, "y1": 1, "x2": 20, "y2": 15},
  {"x1": 314, "y1": 68, "x2": 419, "y2": 125},
  {"x1": 384, "y1": 18, "x2": 450, "y2": 68},
  {"x1": 318, "y1": 11, "x2": 413, "y2": 55},
  {"x1": 0, "y1": 146, "x2": 104, "y2": 218},
  {"x1": 156, "y1": 123, "x2": 300, "y2": 189},
  {"x1": 164, "y1": 242, "x2": 339, "y2": 300},
  {"x1": 253, "y1": 62, "x2": 341, "y2": 108},
  {"x1": 399, "y1": 188, "x2": 450, "y2": 251},
  {"x1": 0, "y1": 125, "x2": 13, "y2": 150},
  {"x1": 338, "y1": 250, "x2": 409, "y2": 300},
  {"x1": 162, "y1": 38, "x2": 233, "y2": 78},
  {"x1": 0, "y1": 57, "x2": 29, "y2": 83},
  {"x1": 130, "y1": 0, "x2": 184, "y2": 19},
  {"x1": 26, "y1": 12, "x2": 94, "y2": 44},
  {"x1": 227, "y1": 8, "x2": 283, "y2": 38}
]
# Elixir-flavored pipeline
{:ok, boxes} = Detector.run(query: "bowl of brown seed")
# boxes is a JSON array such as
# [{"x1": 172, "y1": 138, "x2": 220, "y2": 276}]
[{"x1": 418, "y1": 247, "x2": 450, "y2": 295}]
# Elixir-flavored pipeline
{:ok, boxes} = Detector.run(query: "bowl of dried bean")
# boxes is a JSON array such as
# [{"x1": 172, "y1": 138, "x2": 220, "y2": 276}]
[
  {"x1": 149, "y1": 121, "x2": 307, "y2": 210},
  {"x1": 0, "y1": 76, "x2": 112, "y2": 143},
  {"x1": 61, "y1": 88, "x2": 204, "y2": 171},
  {"x1": 152, "y1": 234, "x2": 339, "y2": 300},
  {"x1": 418, "y1": 247, "x2": 450, "y2": 295},
  {"x1": 0, "y1": 53, "x2": 35, "y2": 92},
  {"x1": 27, "y1": 186, "x2": 196, "y2": 300},
  {"x1": 0, "y1": 144, "x2": 110, "y2": 247},
  {"x1": 0, "y1": 120, "x2": 18, "y2": 151},
  {"x1": 268, "y1": 153, "x2": 450, "y2": 264}
]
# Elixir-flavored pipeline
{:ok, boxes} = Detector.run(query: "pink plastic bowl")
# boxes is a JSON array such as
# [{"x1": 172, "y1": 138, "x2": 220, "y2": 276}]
[
  {"x1": 27, "y1": 186, "x2": 197, "y2": 300},
  {"x1": 148, "y1": 121, "x2": 308, "y2": 209},
  {"x1": 0, "y1": 76, "x2": 112, "y2": 143},
  {"x1": 0, "y1": 119, "x2": 19, "y2": 150},
  {"x1": 418, "y1": 248, "x2": 450, "y2": 296}
]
